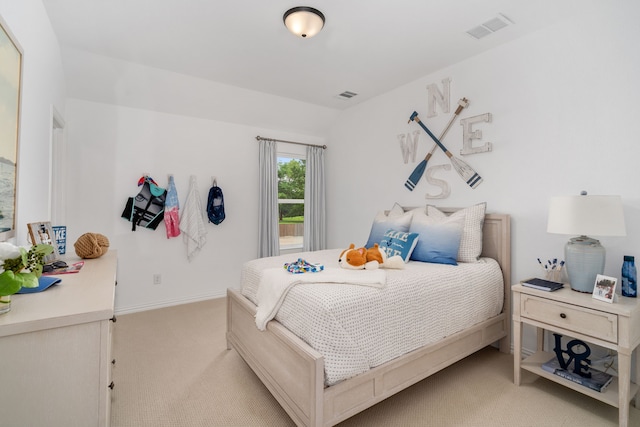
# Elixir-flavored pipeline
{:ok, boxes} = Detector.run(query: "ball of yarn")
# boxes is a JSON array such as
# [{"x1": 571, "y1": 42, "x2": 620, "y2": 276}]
[{"x1": 74, "y1": 233, "x2": 110, "y2": 259}]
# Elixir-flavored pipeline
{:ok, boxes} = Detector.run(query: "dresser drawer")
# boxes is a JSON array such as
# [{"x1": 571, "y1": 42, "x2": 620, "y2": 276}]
[{"x1": 521, "y1": 294, "x2": 618, "y2": 343}]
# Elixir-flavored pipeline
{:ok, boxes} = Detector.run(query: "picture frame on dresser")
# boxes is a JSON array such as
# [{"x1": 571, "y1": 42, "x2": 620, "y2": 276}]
[
  {"x1": 27, "y1": 221, "x2": 60, "y2": 263},
  {"x1": 592, "y1": 274, "x2": 617, "y2": 303}
]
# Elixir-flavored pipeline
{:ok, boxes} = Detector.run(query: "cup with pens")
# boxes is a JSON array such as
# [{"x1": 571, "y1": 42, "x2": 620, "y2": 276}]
[{"x1": 538, "y1": 258, "x2": 564, "y2": 283}]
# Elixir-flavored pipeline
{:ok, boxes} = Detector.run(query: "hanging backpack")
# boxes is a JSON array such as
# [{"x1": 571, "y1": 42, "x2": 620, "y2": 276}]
[
  {"x1": 121, "y1": 177, "x2": 167, "y2": 231},
  {"x1": 207, "y1": 184, "x2": 225, "y2": 225}
]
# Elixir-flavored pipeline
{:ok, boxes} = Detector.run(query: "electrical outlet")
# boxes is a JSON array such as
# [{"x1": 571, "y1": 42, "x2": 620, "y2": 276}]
[{"x1": 153, "y1": 274, "x2": 161, "y2": 285}]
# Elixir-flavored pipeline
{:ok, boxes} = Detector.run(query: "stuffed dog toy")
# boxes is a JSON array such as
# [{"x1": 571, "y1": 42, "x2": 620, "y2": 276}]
[
  {"x1": 338, "y1": 244, "x2": 369, "y2": 270},
  {"x1": 339, "y1": 243, "x2": 405, "y2": 270}
]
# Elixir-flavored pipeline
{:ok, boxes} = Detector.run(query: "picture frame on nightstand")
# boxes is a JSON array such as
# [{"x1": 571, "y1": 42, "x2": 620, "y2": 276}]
[{"x1": 592, "y1": 274, "x2": 617, "y2": 303}]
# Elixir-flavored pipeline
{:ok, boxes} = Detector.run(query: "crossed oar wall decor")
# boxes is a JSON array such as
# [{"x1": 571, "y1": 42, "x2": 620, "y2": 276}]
[{"x1": 405, "y1": 99, "x2": 483, "y2": 190}]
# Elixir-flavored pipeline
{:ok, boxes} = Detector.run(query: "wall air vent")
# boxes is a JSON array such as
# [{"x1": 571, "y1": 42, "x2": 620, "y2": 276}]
[
  {"x1": 336, "y1": 91, "x2": 358, "y2": 100},
  {"x1": 466, "y1": 14, "x2": 513, "y2": 40}
]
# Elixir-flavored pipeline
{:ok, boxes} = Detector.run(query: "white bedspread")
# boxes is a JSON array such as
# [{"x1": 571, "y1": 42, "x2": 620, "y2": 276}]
[
  {"x1": 241, "y1": 248, "x2": 504, "y2": 386},
  {"x1": 255, "y1": 267, "x2": 386, "y2": 331}
]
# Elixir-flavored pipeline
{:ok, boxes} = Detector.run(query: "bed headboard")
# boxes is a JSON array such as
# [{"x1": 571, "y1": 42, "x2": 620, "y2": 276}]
[
  {"x1": 395, "y1": 207, "x2": 511, "y2": 285},
  {"x1": 480, "y1": 213, "x2": 511, "y2": 285},
  {"x1": 430, "y1": 208, "x2": 511, "y2": 283}
]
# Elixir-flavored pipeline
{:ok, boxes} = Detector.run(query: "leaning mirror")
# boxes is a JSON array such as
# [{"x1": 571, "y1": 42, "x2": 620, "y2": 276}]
[{"x1": 0, "y1": 15, "x2": 22, "y2": 242}]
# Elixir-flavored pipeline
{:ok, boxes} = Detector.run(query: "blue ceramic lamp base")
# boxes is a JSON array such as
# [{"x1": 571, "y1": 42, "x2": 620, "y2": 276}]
[{"x1": 565, "y1": 235, "x2": 605, "y2": 293}]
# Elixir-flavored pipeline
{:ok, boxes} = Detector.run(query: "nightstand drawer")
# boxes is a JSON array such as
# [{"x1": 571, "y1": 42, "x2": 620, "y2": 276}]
[{"x1": 521, "y1": 294, "x2": 618, "y2": 343}]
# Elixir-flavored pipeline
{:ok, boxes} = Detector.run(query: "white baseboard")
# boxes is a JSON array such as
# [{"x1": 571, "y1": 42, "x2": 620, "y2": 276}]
[
  {"x1": 495, "y1": 342, "x2": 535, "y2": 358},
  {"x1": 520, "y1": 346, "x2": 535, "y2": 358},
  {"x1": 115, "y1": 290, "x2": 227, "y2": 315}
]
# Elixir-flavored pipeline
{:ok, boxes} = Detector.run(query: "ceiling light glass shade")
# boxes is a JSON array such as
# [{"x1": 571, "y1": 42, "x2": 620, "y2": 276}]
[
  {"x1": 547, "y1": 193, "x2": 626, "y2": 293},
  {"x1": 283, "y1": 7, "x2": 325, "y2": 38}
]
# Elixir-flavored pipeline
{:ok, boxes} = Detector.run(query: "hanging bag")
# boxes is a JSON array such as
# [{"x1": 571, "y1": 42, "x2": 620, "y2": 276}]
[{"x1": 207, "y1": 184, "x2": 225, "y2": 225}]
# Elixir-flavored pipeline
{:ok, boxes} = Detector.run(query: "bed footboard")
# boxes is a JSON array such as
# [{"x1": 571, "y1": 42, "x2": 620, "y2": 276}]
[
  {"x1": 227, "y1": 288, "x2": 507, "y2": 427},
  {"x1": 227, "y1": 288, "x2": 324, "y2": 427},
  {"x1": 322, "y1": 312, "x2": 507, "y2": 426}
]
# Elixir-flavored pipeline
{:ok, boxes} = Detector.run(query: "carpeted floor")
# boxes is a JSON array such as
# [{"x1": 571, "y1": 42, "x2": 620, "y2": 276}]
[{"x1": 110, "y1": 298, "x2": 640, "y2": 426}]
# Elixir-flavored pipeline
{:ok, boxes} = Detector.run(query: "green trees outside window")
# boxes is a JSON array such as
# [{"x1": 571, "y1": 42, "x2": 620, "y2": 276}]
[{"x1": 278, "y1": 157, "x2": 305, "y2": 249}]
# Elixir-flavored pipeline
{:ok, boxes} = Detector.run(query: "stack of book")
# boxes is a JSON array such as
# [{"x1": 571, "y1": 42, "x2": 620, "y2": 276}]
[
  {"x1": 542, "y1": 357, "x2": 613, "y2": 393},
  {"x1": 522, "y1": 277, "x2": 564, "y2": 292}
]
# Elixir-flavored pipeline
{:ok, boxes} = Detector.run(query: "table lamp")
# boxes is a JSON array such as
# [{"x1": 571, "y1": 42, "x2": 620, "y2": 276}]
[{"x1": 547, "y1": 192, "x2": 626, "y2": 293}]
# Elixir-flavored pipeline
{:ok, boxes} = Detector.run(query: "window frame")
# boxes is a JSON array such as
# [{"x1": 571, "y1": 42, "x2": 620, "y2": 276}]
[{"x1": 277, "y1": 145, "x2": 306, "y2": 253}]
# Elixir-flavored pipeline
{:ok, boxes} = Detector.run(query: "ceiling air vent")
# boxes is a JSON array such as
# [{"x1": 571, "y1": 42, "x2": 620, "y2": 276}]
[
  {"x1": 466, "y1": 14, "x2": 513, "y2": 40},
  {"x1": 336, "y1": 91, "x2": 358, "y2": 100}
]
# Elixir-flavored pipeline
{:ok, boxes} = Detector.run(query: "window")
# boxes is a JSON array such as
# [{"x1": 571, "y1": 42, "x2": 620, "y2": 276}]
[{"x1": 278, "y1": 152, "x2": 305, "y2": 252}]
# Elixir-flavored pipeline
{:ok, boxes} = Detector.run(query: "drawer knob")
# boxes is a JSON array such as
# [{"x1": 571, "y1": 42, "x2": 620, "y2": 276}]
[
  {"x1": 110, "y1": 315, "x2": 117, "y2": 323},
  {"x1": 108, "y1": 381, "x2": 115, "y2": 390},
  {"x1": 560, "y1": 313, "x2": 567, "y2": 319}
]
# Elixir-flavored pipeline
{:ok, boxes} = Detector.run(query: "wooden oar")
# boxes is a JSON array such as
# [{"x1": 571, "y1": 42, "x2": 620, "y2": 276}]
[
  {"x1": 404, "y1": 98, "x2": 468, "y2": 191},
  {"x1": 409, "y1": 111, "x2": 483, "y2": 189}
]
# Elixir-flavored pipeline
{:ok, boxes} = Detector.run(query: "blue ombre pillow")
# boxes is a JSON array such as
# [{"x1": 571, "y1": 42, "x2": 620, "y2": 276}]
[
  {"x1": 379, "y1": 229, "x2": 420, "y2": 262},
  {"x1": 409, "y1": 211, "x2": 464, "y2": 265},
  {"x1": 427, "y1": 203, "x2": 486, "y2": 263}
]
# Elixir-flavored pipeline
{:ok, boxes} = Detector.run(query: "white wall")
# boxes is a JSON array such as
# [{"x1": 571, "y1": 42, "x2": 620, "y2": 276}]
[
  {"x1": 13, "y1": 0, "x2": 638, "y2": 356},
  {"x1": 327, "y1": 2, "x2": 640, "y2": 351},
  {"x1": 0, "y1": 0, "x2": 66, "y2": 242},
  {"x1": 62, "y1": 47, "x2": 339, "y2": 137},
  {"x1": 64, "y1": 96, "x2": 330, "y2": 313},
  {"x1": 58, "y1": 34, "x2": 340, "y2": 313}
]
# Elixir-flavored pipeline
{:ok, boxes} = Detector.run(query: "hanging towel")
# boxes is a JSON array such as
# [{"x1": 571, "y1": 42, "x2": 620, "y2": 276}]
[
  {"x1": 164, "y1": 175, "x2": 181, "y2": 238},
  {"x1": 180, "y1": 176, "x2": 207, "y2": 261}
]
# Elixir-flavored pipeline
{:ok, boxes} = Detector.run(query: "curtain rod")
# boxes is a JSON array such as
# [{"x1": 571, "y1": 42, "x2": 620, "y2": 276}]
[{"x1": 256, "y1": 135, "x2": 327, "y2": 149}]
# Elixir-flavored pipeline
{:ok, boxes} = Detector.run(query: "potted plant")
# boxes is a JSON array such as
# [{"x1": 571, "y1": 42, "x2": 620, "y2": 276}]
[{"x1": 0, "y1": 242, "x2": 54, "y2": 314}]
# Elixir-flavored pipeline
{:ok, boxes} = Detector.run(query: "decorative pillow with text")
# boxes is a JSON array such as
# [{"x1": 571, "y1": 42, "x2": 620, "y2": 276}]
[{"x1": 379, "y1": 229, "x2": 420, "y2": 262}]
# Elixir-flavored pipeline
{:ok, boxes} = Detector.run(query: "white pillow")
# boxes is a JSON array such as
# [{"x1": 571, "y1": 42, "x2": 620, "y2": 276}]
[
  {"x1": 426, "y1": 203, "x2": 486, "y2": 263},
  {"x1": 365, "y1": 209, "x2": 413, "y2": 248},
  {"x1": 388, "y1": 202, "x2": 405, "y2": 216}
]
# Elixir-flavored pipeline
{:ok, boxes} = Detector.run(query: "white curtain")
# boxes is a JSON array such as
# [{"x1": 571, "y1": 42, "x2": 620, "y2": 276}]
[
  {"x1": 258, "y1": 139, "x2": 280, "y2": 257},
  {"x1": 303, "y1": 145, "x2": 326, "y2": 251}
]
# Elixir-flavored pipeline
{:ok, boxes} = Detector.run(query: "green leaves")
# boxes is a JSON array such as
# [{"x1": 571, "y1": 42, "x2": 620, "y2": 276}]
[
  {"x1": 0, "y1": 271, "x2": 22, "y2": 296},
  {"x1": 0, "y1": 270, "x2": 38, "y2": 295},
  {"x1": 26, "y1": 244, "x2": 54, "y2": 276},
  {"x1": 0, "y1": 244, "x2": 54, "y2": 295}
]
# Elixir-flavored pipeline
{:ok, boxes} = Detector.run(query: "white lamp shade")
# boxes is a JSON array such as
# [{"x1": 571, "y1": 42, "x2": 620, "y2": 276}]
[
  {"x1": 283, "y1": 7, "x2": 325, "y2": 38},
  {"x1": 547, "y1": 195, "x2": 626, "y2": 237}
]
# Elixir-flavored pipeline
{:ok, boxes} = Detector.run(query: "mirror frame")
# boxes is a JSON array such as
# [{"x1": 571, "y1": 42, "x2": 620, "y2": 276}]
[{"x1": 0, "y1": 15, "x2": 23, "y2": 242}]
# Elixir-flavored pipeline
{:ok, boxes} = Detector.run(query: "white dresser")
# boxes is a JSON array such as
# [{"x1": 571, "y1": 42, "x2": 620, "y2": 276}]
[{"x1": 0, "y1": 250, "x2": 117, "y2": 427}]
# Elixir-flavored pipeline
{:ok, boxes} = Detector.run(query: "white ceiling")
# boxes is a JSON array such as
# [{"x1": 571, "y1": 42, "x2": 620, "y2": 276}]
[{"x1": 43, "y1": 0, "x2": 594, "y2": 110}]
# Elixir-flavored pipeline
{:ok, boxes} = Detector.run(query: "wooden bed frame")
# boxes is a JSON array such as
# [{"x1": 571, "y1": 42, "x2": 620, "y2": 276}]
[{"x1": 227, "y1": 211, "x2": 511, "y2": 427}]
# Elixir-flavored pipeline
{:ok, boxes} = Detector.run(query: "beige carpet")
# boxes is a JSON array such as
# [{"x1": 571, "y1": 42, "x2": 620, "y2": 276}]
[{"x1": 111, "y1": 298, "x2": 640, "y2": 426}]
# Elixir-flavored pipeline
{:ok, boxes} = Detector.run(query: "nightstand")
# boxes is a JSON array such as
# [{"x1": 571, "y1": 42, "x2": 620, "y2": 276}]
[{"x1": 512, "y1": 283, "x2": 640, "y2": 427}]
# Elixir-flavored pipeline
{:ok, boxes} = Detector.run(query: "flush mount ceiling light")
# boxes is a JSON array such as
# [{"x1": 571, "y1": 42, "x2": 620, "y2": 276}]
[{"x1": 283, "y1": 7, "x2": 325, "y2": 38}]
